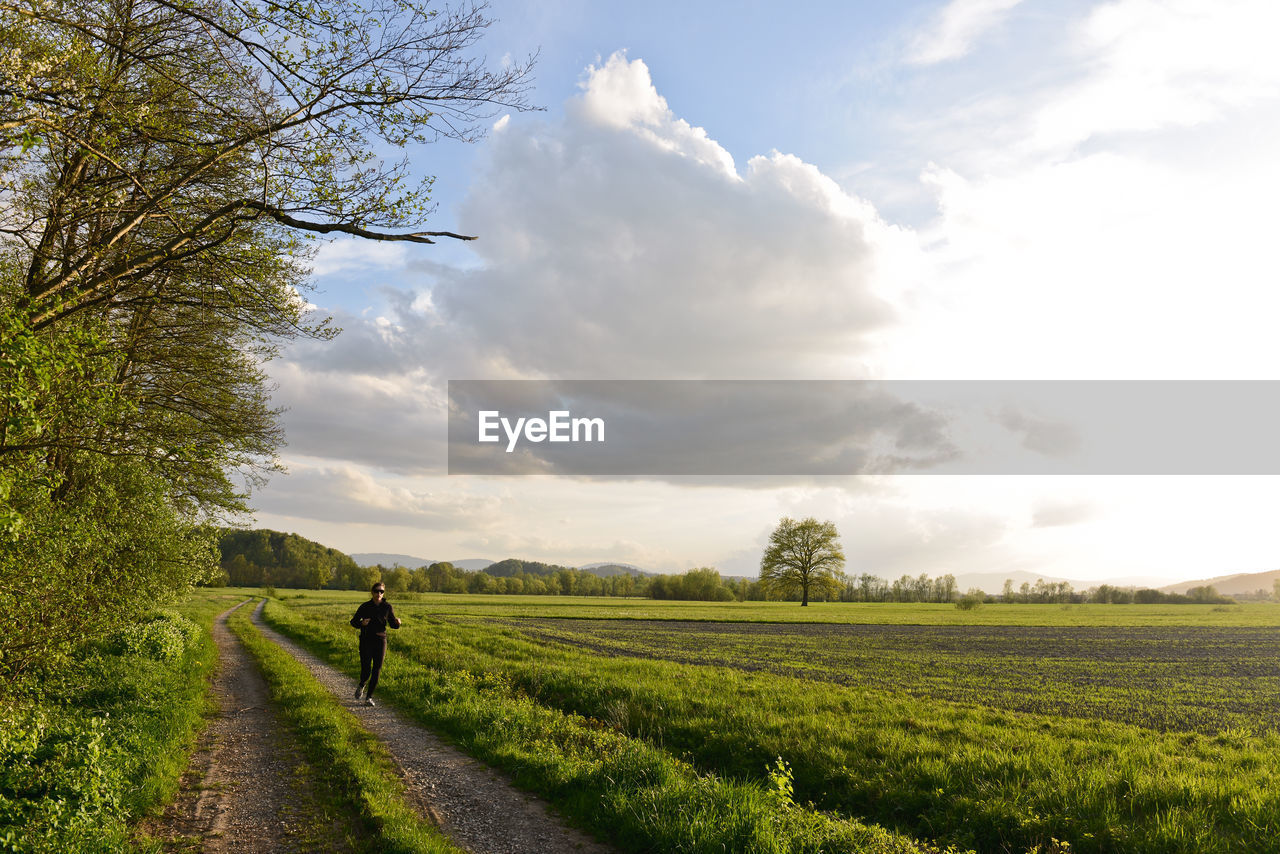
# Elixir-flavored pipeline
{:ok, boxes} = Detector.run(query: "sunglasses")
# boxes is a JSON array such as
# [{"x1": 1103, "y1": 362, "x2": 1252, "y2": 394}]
[{"x1": 373, "y1": 588, "x2": 385, "y2": 594}]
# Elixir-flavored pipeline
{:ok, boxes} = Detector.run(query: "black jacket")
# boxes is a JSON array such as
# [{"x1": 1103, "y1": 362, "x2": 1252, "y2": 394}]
[{"x1": 350, "y1": 599, "x2": 401, "y2": 638}]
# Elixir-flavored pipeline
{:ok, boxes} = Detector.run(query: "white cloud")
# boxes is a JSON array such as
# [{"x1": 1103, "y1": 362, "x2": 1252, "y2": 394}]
[
  {"x1": 1033, "y1": 0, "x2": 1280, "y2": 150},
  {"x1": 310, "y1": 237, "x2": 410, "y2": 276},
  {"x1": 574, "y1": 52, "x2": 737, "y2": 177},
  {"x1": 906, "y1": 0, "x2": 1024, "y2": 66},
  {"x1": 422, "y1": 52, "x2": 913, "y2": 380},
  {"x1": 275, "y1": 51, "x2": 916, "y2": 400},
  {"x1": 886, "y1": 147, "x2": 1280, "y2": 378}
]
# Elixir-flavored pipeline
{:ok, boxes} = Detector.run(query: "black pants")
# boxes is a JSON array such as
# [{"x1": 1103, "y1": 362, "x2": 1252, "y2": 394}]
[{"x1": 357, "y1": 634, "x2": 387, "y2": 698}]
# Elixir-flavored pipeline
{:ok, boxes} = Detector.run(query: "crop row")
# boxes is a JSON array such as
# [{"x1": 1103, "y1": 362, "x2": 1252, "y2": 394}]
[{"x1": 505, "y1": 618, "x2": 1280, "y2": 734}]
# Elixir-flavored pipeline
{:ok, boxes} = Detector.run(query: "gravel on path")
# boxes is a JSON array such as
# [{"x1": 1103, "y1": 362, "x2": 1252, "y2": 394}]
[
  {"x1": 145, "y1": 601, "x2": 355, "y2": 853},
  {"x1": 251, "y1": 601, "x2": 616, "y2": 854}
]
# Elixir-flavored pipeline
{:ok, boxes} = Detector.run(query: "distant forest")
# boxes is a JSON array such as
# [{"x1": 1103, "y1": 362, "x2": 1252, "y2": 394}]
[{"x1": 217, "y1": 529, "x2": 1254, "y2": 605}]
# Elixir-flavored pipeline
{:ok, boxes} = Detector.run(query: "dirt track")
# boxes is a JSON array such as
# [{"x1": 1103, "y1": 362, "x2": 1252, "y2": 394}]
[
  {"x1": 149, "y1": 599, "x2": 614, "y2": 853},
  {"x1": 250, "y1": 601, "x2": 614, "y2": 854},
  {"x1": 144, "y1": 601, "x2": 355, "y2": 852}
]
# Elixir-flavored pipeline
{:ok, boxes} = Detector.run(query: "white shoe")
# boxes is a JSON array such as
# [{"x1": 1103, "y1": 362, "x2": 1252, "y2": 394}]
[
  {"x1": 354, "y1": 687, "x2": 363, "y2": 699},
  {"x1": 365, "y1": 697, "x2": 375, "y2": 707}
]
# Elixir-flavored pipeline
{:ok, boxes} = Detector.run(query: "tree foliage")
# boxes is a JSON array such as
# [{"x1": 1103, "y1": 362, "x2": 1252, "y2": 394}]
[
  {"x1": 0, "y1": 0, "x2": 531, "y2": 681},
  {"x1": 218, "y1": 528, "x2": 360, "y2": 589},
  {"x1": 648, "y1": 567, "x2": 734, "y2": 601},
  {"x1": 759, "y1": 517, "x2": 846, "y2": 606}
]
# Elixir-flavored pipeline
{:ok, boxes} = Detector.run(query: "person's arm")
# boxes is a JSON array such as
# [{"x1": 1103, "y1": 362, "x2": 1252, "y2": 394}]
[
  {"x1": 350, "y1": 603, "x2": 366, "y2": 629},
  {"x1": 385, "y1": 602, "x2": 401, "y2": 630}
]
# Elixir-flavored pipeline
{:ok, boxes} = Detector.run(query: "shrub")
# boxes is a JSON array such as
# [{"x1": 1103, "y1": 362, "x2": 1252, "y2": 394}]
[
  {"x1": 110, "y1": 611, "x2": 201, "y2": 661},
  {"x1": 0, "y1": 705, "x2": 126, "y2": 852}
]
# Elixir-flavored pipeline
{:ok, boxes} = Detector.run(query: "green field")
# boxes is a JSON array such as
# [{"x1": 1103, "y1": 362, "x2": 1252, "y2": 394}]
[
  {"x1": 263, "y1": 590, "x2": 1280, "y2": 854},
  {"x1": 271, "y1": 590, "x2": 1280, "y2": 625}
]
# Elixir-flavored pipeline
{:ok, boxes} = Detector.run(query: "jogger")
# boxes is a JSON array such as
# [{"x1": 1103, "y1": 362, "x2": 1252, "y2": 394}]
[{"x1": 350, "y1": 582, "x2": 401, "y2": 705}]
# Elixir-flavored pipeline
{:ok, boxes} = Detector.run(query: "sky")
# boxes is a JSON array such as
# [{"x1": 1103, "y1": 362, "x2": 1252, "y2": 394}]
[{"x1": 250, "y1": 0, "x2": 1280, "y2": 586}]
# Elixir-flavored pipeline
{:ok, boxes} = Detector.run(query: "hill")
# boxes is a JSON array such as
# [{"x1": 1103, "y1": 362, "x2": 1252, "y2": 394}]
[
  {"x1": 1161, "y1": 568, "x2": 1280, "y2": 597},
  {"x1": 351, "y1": 553, "x2": 494, "y2": 571},
  {"x1": 219, "y1": 529, "x2": 362, "y2": 589},
  {"x1": 579, "y1": 562, "x2": 657, "y2": 578}
]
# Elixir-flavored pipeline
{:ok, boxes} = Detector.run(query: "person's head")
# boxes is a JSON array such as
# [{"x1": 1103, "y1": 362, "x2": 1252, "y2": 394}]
[{"x1": 371, "y1": 583, "x2": 385, "y2": 600}]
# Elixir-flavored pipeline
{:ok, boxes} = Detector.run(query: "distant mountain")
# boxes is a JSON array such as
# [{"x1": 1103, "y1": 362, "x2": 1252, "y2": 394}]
[
  {"x1": 1161, "y1": 568, "x2": 1280, "y2": 596},
  {"x1": 351, "y1": 552, "x2": 433, "y2": 568},
  {"x1": 580, "y1": 562, "x2": 657, "y2": 578},
  {"x1": 350, "y1": 553, "x2": 494, "y2": 571},
  {"x1": 451, "y1": 559, "x2": 497, "y2": 571}
]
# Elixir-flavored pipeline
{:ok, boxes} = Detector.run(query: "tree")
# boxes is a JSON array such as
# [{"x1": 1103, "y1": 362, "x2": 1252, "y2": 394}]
[
  {"x1": 759, "y1": 517, "x2": 846, "y2": 606},
  {"x1": 935, "y1": 573, "x2": 957, "y2": 603},
  {"x1": 0, "y1": 0, "x2": 531, "y2": 679},
  {"x1": 3, "y1": 0, "x2": 534, "y2": 319}
]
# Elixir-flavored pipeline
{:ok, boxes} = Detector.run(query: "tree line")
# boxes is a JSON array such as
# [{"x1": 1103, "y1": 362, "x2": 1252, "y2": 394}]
[{"x1": 217, "y1": 526, "x2": 1249, "y2": 606}]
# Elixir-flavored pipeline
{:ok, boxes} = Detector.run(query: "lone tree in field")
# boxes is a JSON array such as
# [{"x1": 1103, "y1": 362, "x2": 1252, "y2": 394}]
[{"x1": 759, "y1": 517, "x2": 846, "y2": 606}]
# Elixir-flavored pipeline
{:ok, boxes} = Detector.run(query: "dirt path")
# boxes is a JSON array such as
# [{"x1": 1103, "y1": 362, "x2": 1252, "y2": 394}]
[
  {"x1": 250, "y1": 601, "x2": 616, "y2": 854},
  {"x1": 143, "y1": 601, "x2": 356, "y2": 853}
]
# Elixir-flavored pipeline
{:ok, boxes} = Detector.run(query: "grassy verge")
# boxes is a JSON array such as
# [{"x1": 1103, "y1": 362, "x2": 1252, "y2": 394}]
[
  {"x1": 0, "y1": 591, "x2": 231, "y2": 853},
  {"x1": 226, "y1": 602, "x2": 462, "y2": 854},
  {"x1": 260, "y1": 598, "x2": 954, "y2": 854}
]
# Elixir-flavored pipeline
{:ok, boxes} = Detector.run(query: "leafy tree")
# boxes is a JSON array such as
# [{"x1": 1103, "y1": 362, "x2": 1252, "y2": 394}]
[
  {"x1": 759, "y1": 517, "x2": 846, "y2": 607},
  {"x1": 647, "y1": 567, "x2": 734, "y2": 602},
  {"x1": 425, "y1": 561, "x2": 458, "y2": 592},
  {"x1": 1186, "y1": 585, "x2": 1228, "y2": 604},
  {"x1": 382, "y1": 566, "x2": 411, "y2": 593},
  {"x1": 0, "y1": 0, "x2": 531, "y2": 680}
]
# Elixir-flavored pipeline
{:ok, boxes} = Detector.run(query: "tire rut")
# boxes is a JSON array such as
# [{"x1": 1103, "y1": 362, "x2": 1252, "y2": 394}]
[{"x1": 250, "y1": 601, "x2": 616, "y2": 854}]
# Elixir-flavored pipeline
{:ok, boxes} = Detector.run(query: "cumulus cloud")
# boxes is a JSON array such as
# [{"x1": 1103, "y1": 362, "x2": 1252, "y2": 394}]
[
  {"x1": 270, "y1": 52, "x2": 918, "y2": 474},
  {"x1": 906, "y1": 0, "x2": 1024, "y2": 66},
  {"x1": 428, "y1": 52, "x2": 909, "y2": 380}
]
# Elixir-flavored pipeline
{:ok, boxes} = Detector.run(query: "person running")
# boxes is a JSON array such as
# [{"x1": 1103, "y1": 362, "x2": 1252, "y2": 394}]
[{"x1": 350, "y1": 582, "x2": 401, "y2": 706}]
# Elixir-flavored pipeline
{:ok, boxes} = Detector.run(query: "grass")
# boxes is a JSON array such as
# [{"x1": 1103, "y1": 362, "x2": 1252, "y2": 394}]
[
  {"x1": 225, "y1": 601, "x2": 462, "y2": 854},
  {"x1": 261, "y1": 589, "x2": 1280, "y2": 854},
  {"x1": 506, "y1": 618, "x2": 1280, "y2": 733},
  {"x1": 0, "y1": 591, "x2": 231, "y2": 853},
  {"x1": 260, "y1": 595, "x2": 953, "y2": 854}
]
